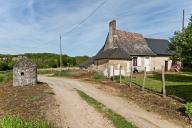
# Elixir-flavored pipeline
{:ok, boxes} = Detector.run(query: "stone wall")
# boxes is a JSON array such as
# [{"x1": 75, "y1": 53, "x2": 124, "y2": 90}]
[
  {"x1": 13, "y1": 60, "x2": 37, "y2": 86},
  {"x1": 13, "y1": 63, "x2": 37, "y2": 86}
]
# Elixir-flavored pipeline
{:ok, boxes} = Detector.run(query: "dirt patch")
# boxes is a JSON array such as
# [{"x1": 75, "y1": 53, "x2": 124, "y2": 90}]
[{"x1": 0, "y1": 81, "x2": 60, "y2": 125}]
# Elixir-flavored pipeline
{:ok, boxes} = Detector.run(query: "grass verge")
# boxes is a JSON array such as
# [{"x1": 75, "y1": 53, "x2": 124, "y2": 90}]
[
  {"x1": 0, "y1": 116, "x2": 55, "y2": 128},
  {"x1": 37, "y1": 70, "x2": 56, "y2": 75},
  {"x1": 77, "y1": 90, "x2": 136, "y2": 128},
  {"x1": 0, "y1": 71, "x2": 12, "y2": 86}
]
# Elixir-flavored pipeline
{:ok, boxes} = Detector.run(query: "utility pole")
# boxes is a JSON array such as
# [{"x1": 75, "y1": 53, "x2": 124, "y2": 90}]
[
  {"x1": 182, "y1": 9, "x2": 185, "y2": 31},
  {"x1": 60, "y1": 35, "x2": 62, "y2": 72}
]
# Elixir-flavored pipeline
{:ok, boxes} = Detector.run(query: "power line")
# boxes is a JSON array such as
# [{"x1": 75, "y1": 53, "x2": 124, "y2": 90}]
[
  {"x1": 61, "y1": 0, "x2": 107, "y2": 38},
  {"x1": 182, "y1": 9, "x2": 185, "y2": 30},
  {"x1": 59, "y1": 35, "x2": 62, "y2": 71},
  {"x1": 15, "y1": 0, "x2": 107, "y2": 51}
]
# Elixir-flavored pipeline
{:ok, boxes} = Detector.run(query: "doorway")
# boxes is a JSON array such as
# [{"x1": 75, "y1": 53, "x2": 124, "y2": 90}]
[{"x1": 165, "y1": 61, "x2": 168, "y2": 72}]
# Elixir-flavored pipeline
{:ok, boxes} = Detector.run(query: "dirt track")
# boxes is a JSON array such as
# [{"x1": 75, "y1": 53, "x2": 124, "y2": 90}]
[
  {"x1": 39, "y1": 76, "x2": 184, "y2": 128},
  {"x1": 39, "y1": 76, "x2": 114, "y2": 128}
]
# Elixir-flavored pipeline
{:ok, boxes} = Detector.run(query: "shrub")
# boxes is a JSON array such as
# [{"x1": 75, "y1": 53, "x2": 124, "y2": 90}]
[
  {"x1": 185, "y1": 102, "x2": 192, "y2": 119},
  {"x1": 0, "y1": 62, "x2": 10, "y2": 71},
  {"x1": 111, "y1": 75, "x2": 125, "y2": 82},
  {"x1": 92, "y1": 73, "x2": 106, "y2": 81}
]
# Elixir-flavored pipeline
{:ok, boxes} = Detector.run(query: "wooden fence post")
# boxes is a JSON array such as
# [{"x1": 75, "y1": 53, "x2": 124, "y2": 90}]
[
  {"x1": 119, "y1": 66, "x2": 122, "y2": 84},
  {"x1": 113, "y1": 66, "x2": 115, "y2": 81},
  {"x1": 142, "y1": 67, "x2": 146, "y2": 91},
  {"x1": 162, "y1": 66, "x2": 166, "y2": 97},
  {"x1": 108, "y1": 65, "x2": 110, "y2": 78},
  {"x1": 129, "y1": 65, "x2": 133, "y2": 87}
]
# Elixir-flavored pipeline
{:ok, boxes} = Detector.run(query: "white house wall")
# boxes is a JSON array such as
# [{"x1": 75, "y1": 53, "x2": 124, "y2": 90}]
[
  {"x1": 94, "y1": 56, "x2": 172, "y2": 77},
  {"x1": 151, "y1": 57, "x2": 172, "y2": 71}
]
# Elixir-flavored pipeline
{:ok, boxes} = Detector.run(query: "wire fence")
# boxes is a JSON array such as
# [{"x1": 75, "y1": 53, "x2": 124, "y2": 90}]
[{"x1": 110, "y1": 65, "x2": 192, "y2": 102}]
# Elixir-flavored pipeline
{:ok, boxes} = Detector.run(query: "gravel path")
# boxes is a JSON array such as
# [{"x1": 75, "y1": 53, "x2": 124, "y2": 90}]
[
  {"x1": 39, "y1": 76, "x2": 114, "y2": 128},
  {"x1": 39, "y1": 76, "x2": 184, "y2": 128}
]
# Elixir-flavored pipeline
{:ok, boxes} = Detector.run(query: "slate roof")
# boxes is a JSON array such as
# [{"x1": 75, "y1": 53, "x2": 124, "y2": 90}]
[
  {"x1": 95, "y1": 47, "x2": 131, "y2": 60},
  {"x1": 145, "y1": 38, "x2": 173, "y2": 56},
  {"x1": 79, "y1": 57, "x2": 94, "y2": 68}
]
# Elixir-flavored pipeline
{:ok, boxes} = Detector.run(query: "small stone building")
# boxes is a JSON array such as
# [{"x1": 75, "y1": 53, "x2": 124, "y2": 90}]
[{"x1": 13, "y1": 59, "x2": 37, "y2": 86}]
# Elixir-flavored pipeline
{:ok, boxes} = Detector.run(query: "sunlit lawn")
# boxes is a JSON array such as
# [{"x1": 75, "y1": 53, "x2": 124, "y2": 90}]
[{"x1": 131, "y1": 72, "x2": 192, "y2": 102}]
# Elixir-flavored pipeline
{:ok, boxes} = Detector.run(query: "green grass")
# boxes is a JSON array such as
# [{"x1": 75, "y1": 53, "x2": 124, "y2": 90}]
[
  {"x1": 37, "y1": 70, "x2": 56, "y2": 75},
  {"x1": 31, "y1": 95, "x2": 42, "y2": 101},
  {"x1": 52, "y1": 70, "x2": 73, "y2": 77},
  {"x1": 131, "y1": 72, "x2": 192, "y2": 102},
  {"x1": 0, "y1": 71, "x2": 12, "y2": 86},
  {"x1": 0, "y1": 116, "x2": 55, "y2": 128},
  {"x1": 91, "y1": 72, "x2": 107, "y2": 82},
  {"x1": 77, "y1": 90, "x2": 136, "y2": 128}
]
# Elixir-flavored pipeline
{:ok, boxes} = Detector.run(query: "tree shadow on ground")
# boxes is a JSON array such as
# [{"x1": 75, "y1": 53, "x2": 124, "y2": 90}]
[
  {"x1": 148, "y1": 73, "x2": 192, "y2": 82},
  {"x1": 147, "y1": 73, "x2": 192, "y2": 102},
  {"x1": 166, "y1": 85, "x2": 192, "y2": 102}
]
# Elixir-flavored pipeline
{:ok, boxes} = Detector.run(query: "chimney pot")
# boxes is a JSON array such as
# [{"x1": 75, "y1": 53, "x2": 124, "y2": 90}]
[
  {"x1": 108, "y1": 20, "x2": 116, "y2": 49},
  {"x1": 109, "y1": 20, "x2": 116, "y2": 36}
]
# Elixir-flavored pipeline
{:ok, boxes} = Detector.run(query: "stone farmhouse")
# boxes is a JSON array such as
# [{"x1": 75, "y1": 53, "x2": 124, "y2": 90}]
[{"x1": 80, "y1": 20, "x2": 173, "y2": 77}]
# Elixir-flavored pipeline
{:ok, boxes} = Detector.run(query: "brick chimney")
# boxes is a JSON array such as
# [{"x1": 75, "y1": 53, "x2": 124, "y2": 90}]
[{"x1": 108, "y1": 20, "x2": 116, "y2": 48}]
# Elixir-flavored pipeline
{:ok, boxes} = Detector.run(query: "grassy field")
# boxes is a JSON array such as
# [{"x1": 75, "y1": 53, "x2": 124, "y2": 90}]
[
  {"x1": 0, "y1": 116, "x2": 54, "y2": 128},
  {"x1": 77, "y1": 90, "x2": 136, "y2": 128},
  {"x1": 131, "y1": 72, "x2": 192, "y2": 102},
  {"x1": 0, "y1": 71, "x2": 12, "y2": 85}
]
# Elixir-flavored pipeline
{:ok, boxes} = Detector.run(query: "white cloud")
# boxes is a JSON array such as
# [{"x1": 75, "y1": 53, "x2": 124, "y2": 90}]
[{"x1": 0, "y1": 0, "x2": 192, "y2": 56}]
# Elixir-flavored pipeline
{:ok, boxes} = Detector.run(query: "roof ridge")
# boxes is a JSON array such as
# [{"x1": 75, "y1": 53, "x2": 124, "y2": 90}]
[
  {"x1": 145, "y1": 37, "x2": 169, "y2": 41},
  {"x1": 116, "y1": 29, "x2": 142, "y2": 36}
]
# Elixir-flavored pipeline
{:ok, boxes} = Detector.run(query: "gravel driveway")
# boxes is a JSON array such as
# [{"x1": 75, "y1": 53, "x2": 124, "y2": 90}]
[{"x1": 39, "y1": 76, "x2": 184, "y2": 128}]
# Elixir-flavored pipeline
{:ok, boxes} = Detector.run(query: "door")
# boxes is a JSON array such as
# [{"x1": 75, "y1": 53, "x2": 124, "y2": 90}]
[
  {"x1": 165, "y1": 61, "x2": 168, "y2": 72},
  {"x1": 144, "y1": 57, "x2": 151, "y2": 71}
]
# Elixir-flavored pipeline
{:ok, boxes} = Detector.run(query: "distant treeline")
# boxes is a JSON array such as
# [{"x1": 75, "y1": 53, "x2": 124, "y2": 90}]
[{"x1": 0, "y1": 53, "x2": 89, "y2": 71}]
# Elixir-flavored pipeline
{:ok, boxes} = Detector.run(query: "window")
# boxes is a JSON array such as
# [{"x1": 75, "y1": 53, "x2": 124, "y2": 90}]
[
  {"x1": 133, "y1": 57, "x2": 137, "y2": 66},
  {"x1": 21, "y1": 72, "x2": 24, "y2": 76}
]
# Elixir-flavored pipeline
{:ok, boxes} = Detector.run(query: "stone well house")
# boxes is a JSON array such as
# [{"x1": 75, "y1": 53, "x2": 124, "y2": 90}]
[
  {"x1": 80, "y1": 20, "x2": 173, "y2": 77},
  {"x1": 13, "y1": 59, "x2": 37, "y2": 86}
]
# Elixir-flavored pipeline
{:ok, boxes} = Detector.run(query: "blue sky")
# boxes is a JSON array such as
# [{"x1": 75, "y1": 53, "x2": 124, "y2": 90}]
[{"x1": 0, "y1": 0, "x2": 192, "y2": 56}]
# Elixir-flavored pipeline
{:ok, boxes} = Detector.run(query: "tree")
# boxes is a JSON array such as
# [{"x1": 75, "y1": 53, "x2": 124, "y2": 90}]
[
  {"x1": 0, "y1": 62, "x2": 10, "y2": 71},
  {"x1": 169, "y1": 16, "x2": 192, "y2": 67}
]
